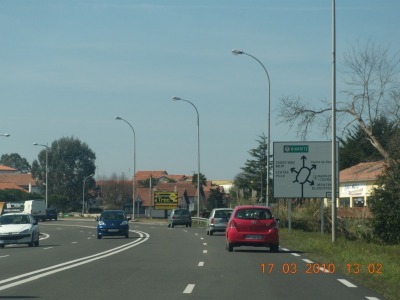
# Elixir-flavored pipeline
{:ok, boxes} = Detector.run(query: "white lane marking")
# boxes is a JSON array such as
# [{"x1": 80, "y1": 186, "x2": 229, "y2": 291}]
[
  {"x1": 72, "y1": 242, "x2": 77, "y2": 244},
  {"x1": 39, "y1": 233, "x2": 50, "y2": 240},
  {"x1": 338, "y1": 279, "x2": 357, "y2": 288},
  {"x1": 0, "y1": 230, "x2": 150, "y2": 291},
  {"x1": 281, "y1": 248, "x2": 289, "y2": 251},
  {"x1": 198, "y1": 262, "x2": 204, "y2": 267},
  {"x1": 43, "y1": 247, "x2": 53, "y2": 250},
  {"x1": 195, "y1": 233, "x2": 199, "y2": 236},
  {"x1": 203, "y1": 250, "x2": 208, "y2": 254},
  {"x1": 200, "y1": 237, "x2": 204, "y2": 240},
  {"x1": 0, "y1": 255, "x2": 10, "y2": 258},
  {"x1": 303, "y1": 259, "x2": 313, "y2": 263},
  {"x1": 365, "y1": 297, "x2": 381, "y2": 300},
  {"x1": 203, "y1": 243, "x2": 207, "y2": 246},
  {"x1": 291, "y1": 253, "x2": 300, "y2": 257},
  {"x1": 320, "y1": 267, "x2": 330, "y2": 273},
  {"x1": 183, "y1": 284, "x2": 195, "y2": 294}
]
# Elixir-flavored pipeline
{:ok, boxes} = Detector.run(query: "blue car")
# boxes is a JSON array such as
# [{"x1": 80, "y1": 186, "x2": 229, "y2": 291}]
[{"x1": 96, "y1": 210, "x2": 130, "y2": 239}]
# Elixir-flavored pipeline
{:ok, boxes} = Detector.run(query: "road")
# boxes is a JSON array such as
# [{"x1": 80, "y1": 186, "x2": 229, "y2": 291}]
[{"x1": 0, "y1": 219, "x2": 386, "y2": 300}]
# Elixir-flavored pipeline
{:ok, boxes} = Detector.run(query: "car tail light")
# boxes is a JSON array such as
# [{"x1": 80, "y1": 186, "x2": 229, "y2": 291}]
[
  {"x1": 211, "y1": 218, "x2": 214, "y2": 225},
  {"x1": 229, "y1": 221, "x2": 236, "y2": 228},
  {"x1": 271, "y1": 221, "x2": 277, "y2": 229}
]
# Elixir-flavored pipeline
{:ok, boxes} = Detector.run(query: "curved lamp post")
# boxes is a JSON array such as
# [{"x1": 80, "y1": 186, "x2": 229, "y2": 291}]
[
  {"x1": 82, "y1": 174, "x2": 94, "y2": 215},
  {"x1": 172, "y1": 96, "x2": 201, "y2": 217},
  {"x1": 115, "y1": 116, "x2": 136, "y2": 220},
  {"x1": 33, "y1": 142, "x2": 49, "y2": 208},
  {"x1": 232, "y1": 48, "x2": 271, "y2": 206}
]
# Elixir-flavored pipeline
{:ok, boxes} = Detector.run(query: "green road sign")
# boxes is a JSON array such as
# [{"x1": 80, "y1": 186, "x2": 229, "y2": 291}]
[{"x1": 283, "y1": 145, "x2": 309, "y2": 153}]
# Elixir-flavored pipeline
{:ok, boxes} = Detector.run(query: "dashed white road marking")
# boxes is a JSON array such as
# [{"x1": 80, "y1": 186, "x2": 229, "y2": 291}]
[
  {"x1": 43, "y1": 247, "x2": 53, "y2": 250},
  {"x1": 281, "y1": 248, "x2": 289, "y2": 251},
  {"x1": 291, "y1": 253, "x2": 300, "y2": 257},
  {"x1": 200, "y1": 237, "x2": 204, "y2": 240},
  {"x1": 0, "y1": 255, "x2": 10, "y2": 259},
  {"x1": 303, "y1": 259, "x2": 313, "y2": 263},
  {"x1": 194, "y1": 233, "x2": 199, "y2": 236},
  {"x1": 365, "y1": 297, "x2": 381, "y2": 300},
  {"x1": 198, "y1": 262, "x2": 204, "y2": 267},
  {"x1": 203, "y1": 243, "x2": 207, "y2": 246},
  {"x1": 338, "y1": 279, "x2": 357, "y2": 288},
  {"x1": 203, "y1": 250, "x2": 208, "y2": 254},
  {"x1": 183, "y1": 284, "x2": 195, "y2": 294}
]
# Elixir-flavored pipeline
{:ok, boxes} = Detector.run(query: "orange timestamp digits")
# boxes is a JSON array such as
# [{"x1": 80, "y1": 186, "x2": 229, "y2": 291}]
[{"x1": 260, "y1": 262, "x2": 383, "y2": 275}]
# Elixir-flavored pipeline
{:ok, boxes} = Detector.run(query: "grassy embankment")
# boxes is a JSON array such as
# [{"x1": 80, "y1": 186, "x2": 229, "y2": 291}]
[{"x1": 279, "y1": 229, "x2": 400, "y2": 300}]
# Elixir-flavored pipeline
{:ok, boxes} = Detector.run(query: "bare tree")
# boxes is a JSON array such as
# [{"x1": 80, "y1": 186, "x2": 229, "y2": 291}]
[{"x1": 278, "y1": 41, "x2": 400, "y2": 160}]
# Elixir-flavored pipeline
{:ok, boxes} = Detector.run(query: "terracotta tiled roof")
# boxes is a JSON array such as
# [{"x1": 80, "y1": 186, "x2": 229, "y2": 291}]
[
  {"x1": 0, "y1": 182, "x2": 27, "y2": 191},
  {"x1": 0, "y1": 173, "x2": 37, "y2": 187},
  {"x1": 339, "y1": 161, "x2": 386, "y2": 182},
  {"x1": 156, "y1": 182, "x2": 198, "y2": 197},
  {"x1": 135, "y1": 170, "x2": 168, "y2": 181},
  {"x1": 0, "y1": 165, "x2": 17, "y2": 172}
]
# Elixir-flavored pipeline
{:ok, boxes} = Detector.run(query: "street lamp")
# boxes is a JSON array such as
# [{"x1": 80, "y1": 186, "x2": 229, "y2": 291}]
[
  {"x1": 232, "y1": 48, "x2": 271, "y2": 206},
  {"x1": 172, "y1": 96, "x2": 201, "y2": 217},
  {"x1": 1, "y1": 133, "x2": 10, "y2": 137},
  {"x1": 115, "y1": 116, "x2": 136, "y2": 220},
  {"x1": 82, "y1": 174, "x2": 94, "y2": 216},
  {"x1": 33, "y1": 143, "x2": 49, "y2": 208}
]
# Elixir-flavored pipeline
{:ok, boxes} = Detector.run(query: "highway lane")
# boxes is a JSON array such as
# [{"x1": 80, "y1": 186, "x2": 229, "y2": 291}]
[{"x1": 0, "y1": 220, "x2": 386, "y2": 299}]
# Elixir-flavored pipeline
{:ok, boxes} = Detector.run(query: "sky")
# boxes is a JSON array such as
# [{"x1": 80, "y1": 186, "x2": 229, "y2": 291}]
[{"x1": 1, "y1": 1, "x2": 399, "y2": 181}]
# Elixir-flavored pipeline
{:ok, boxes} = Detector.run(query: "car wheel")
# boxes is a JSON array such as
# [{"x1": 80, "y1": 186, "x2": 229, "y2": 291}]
[
  {"x1": 270, "y1": 244, "x2": 279, "y2": 252},
  {"x1": 168, "y1": 224, "x2": 171, "y2": 228},
  {"x1": 210, "y1": 230, "x2": 214, "y2": 236},
  {"x1": 206, "y1": 230, "x2": 209, "y2": 235},
  {"x1": 188, "y1": 223, "x2": 192, "y2": 228},
  {"x1": 97, "y1": 235, "x2": 102, "y2": 239},
  {"x1": 34, "y1": 238, "x2": 39, "y2": 247},
  {"x1": 171, "y1": 224, "x2": 174, "y2": 228},
  {"x1": 0, "y1": 245, "x2": 4, "y2": 249},
  {"x1": 226, "y1": 240, "x2": 233, "y2": 252}
]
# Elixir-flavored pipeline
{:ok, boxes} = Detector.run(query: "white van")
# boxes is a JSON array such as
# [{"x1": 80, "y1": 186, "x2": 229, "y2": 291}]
[{"x1": 23, "y1": 200, "x2": 46, "y2": 221}]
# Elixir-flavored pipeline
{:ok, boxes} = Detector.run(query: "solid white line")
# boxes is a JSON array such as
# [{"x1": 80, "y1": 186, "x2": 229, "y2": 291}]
[
  {"x1": 337, "y1": 279, "x2": 357, "y2": 288},
  {"x1": 303, "y1": 259, "x2": 313, "y2": 263},
  {"x1": 198, "y1": 262, "x2": 204, "y2": 267},
  {"x1": 203, "y1": 250, "x2": 208, "y2": 253},
  {"x1": 0, "y1": 230, "x2": 150, "y2": 291},
  {"x1": 183, "y1": 284, "x2": 195, "y2": 294}
]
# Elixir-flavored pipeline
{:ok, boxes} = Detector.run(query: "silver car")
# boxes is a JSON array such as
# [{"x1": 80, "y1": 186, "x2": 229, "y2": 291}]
[{"x1": 206, "y1": 208, "x2": 233, "y2": 236}]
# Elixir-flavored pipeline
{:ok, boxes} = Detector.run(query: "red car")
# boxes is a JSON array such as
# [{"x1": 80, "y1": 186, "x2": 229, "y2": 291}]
[{"x1": 225, "y1": 205, "x2": 279, "y2": 252}]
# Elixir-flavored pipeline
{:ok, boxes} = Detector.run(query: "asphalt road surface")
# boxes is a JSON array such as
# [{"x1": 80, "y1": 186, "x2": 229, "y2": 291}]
[{"x1": 0, "y1": 219, "x2": 386, "y2": 300}]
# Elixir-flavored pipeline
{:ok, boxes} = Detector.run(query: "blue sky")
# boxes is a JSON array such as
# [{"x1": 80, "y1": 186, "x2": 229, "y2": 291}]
[{"x1": 1, "y1": 1, "x2": 399, "y2": 180}]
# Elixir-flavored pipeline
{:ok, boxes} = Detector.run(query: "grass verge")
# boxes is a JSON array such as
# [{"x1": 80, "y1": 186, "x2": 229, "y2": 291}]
[{"x1": 280, "y1": 229, "x2": 399, "y2": 300}]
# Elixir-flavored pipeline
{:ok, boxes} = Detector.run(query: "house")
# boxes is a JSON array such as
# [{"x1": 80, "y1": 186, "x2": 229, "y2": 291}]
[
  {"x1": 0, "y1": 165, "x2": 39, "y2": 194},
  {"x1": 338, "y1": 161, "x2": 386, "y2": 208}
]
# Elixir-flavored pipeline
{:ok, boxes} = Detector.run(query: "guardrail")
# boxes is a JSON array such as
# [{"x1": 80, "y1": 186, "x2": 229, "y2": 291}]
[{"x1": 192, "y1": 217, "x2": 208, "y2": 225}]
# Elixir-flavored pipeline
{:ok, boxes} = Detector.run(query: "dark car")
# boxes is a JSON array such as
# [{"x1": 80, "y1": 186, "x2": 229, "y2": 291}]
[
  {"x1": 45, "y1": 208, "x2": 58, "y2": 221},
  {"x1": 96, "y1": 210, "x2": 131, "y2": 239},
  {"x1": 226, "y1": 205, "x2": 279, "y2": 252},
  {"x1": 167, "y1": 208, "x2": 192, "y2": 228}
]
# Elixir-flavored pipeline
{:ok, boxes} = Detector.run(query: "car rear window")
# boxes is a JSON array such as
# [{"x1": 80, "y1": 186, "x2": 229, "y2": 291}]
[
  {"x1": 235, "y1": 209, "x2": 271, "y2": 220},
  {"x1": 214, "y1": 210, "x2": 232, "y2": 218}
]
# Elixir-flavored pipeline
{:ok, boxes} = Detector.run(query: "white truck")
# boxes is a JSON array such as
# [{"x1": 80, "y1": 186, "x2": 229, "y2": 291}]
[{"x1": 23, "y1": 200, "x2": 46, "y2": 221}]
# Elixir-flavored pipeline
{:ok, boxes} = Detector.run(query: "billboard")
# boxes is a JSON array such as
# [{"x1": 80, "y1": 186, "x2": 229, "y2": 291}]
[{"x1": 154, "y1": 191, "x2": 178, "y2": 210}]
